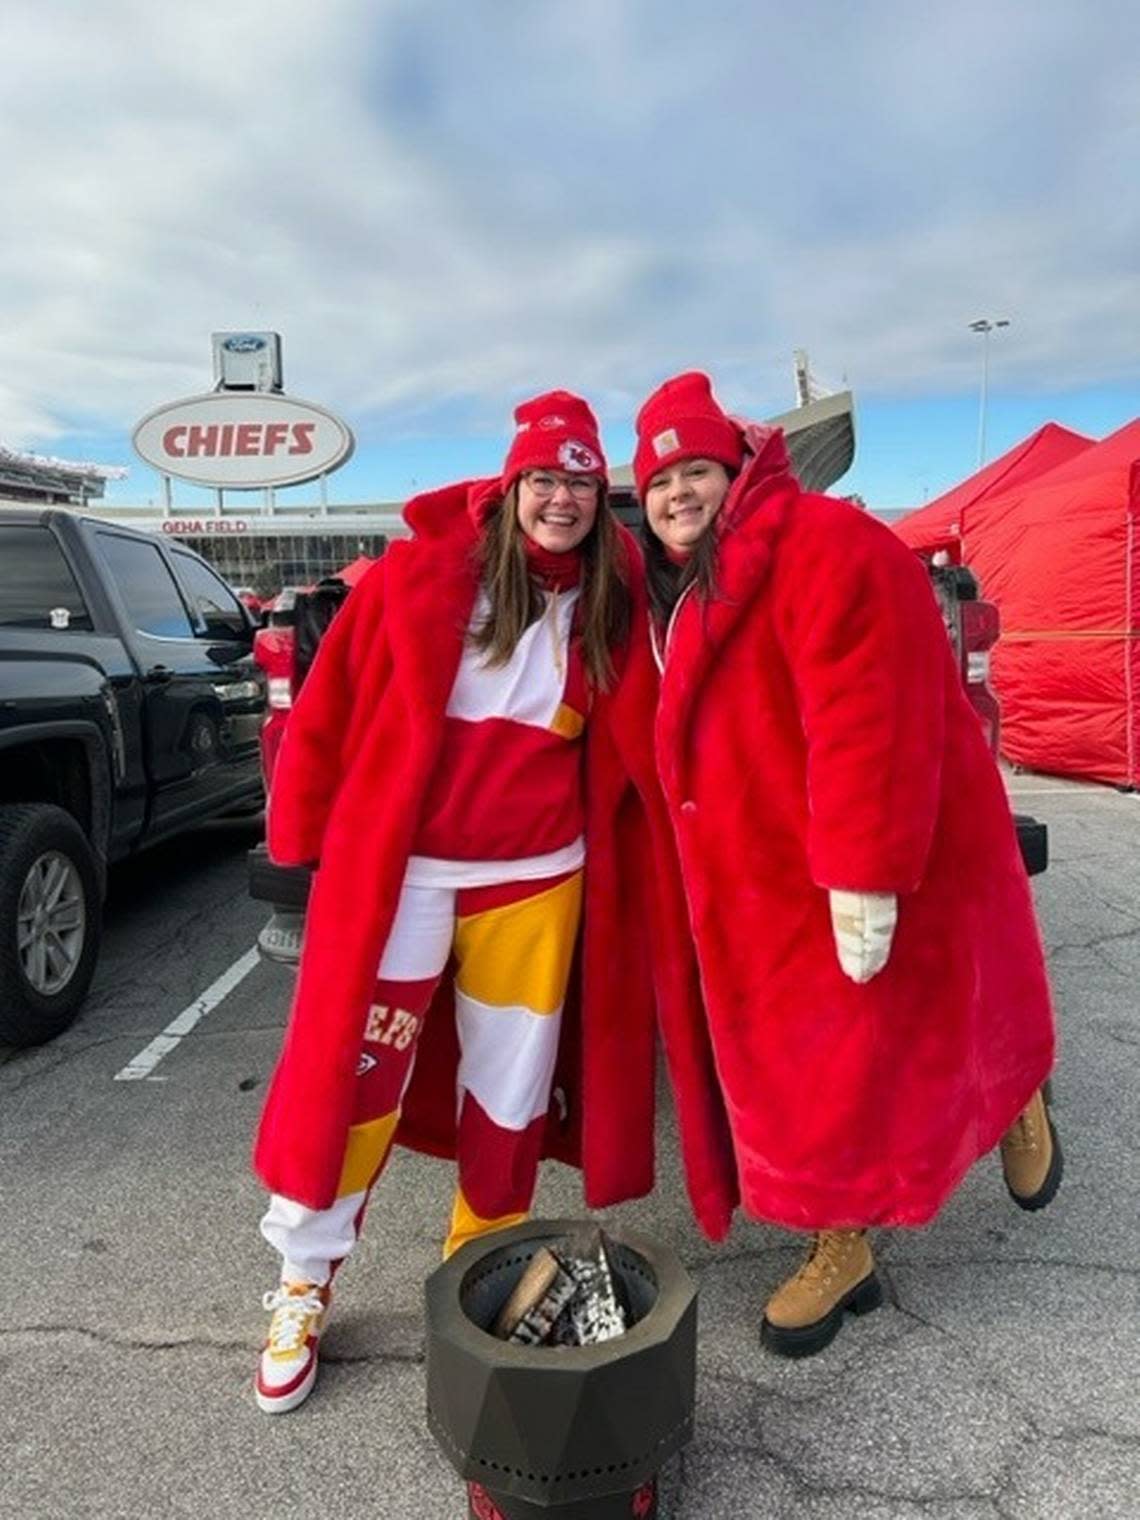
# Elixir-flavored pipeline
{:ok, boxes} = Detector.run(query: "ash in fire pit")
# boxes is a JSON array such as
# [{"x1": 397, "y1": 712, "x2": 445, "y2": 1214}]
[{"x1": 492, "y1": 1226, "x2": 627, "y2": 1347}]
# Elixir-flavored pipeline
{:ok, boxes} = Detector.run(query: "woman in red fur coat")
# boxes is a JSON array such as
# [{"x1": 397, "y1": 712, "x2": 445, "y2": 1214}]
[
  {"x1": 252, "y1": 391, "x2": 659, "y2": 1413},
  {"x1": 631, "y1": 371, "x2": 1062, "y2": 1358}
]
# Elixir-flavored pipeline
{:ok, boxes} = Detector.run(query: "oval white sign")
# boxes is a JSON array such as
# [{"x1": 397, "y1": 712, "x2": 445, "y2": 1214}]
[{"x1": 132, "y1": 391, "x2": 355, "y2": 488}]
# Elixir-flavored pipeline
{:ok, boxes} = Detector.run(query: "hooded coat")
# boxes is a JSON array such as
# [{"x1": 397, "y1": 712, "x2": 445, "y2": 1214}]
[
  {"x1": 639, "y1": 427, "x2": 1056, "y2": 1232},
  {"x1": 253, "y1": 479, "x2": 671, "y2": 1214}
]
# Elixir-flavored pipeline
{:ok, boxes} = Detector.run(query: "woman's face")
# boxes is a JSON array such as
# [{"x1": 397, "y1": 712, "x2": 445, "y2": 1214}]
[
  {"x1": 644, "y1": 458, "x2": 731, "y2": 553},
  {"x1": 517, "y1": 470, "x2": 600, "y2": 553}
]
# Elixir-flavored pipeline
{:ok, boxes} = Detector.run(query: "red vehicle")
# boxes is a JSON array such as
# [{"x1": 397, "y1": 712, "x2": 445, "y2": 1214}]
[
  {"x1": 930, "y1": 556, "x2": 1002, "y2": 752},
  {"x1": 248, "y1": 576, "x2": 354, "y2": 961},
  {"x1": 251, "y1": 591, "x2": 300, "y2": 789},
  {"x1": 252, "y1": 581, "x2": 354, "y2": 786}
]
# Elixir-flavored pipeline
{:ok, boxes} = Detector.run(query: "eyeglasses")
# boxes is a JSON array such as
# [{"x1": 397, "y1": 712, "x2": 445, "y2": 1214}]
[{"x1": 523, "y1": 471, "x2": 600, "y2": 500}]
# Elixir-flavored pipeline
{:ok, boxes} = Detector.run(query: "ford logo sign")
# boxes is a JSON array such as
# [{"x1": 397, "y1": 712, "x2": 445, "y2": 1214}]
[{"x1": 222, "y1": 335, "x2": 266, "y2": 354}]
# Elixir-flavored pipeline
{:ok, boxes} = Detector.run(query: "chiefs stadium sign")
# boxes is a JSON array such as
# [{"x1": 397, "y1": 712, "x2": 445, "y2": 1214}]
[{"x1": 132, "y1": 391, "x2": 354, "y2": 489}]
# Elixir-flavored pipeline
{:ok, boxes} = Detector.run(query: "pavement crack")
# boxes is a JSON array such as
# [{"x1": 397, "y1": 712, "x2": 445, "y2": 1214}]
[
  {"x1": 1048, "y1": 916, "x2": 1140, "y2": 963},
  {"x1": 0, "y1": 1034, "x2": 131, "y2": 1090},
  {"x1": 1, "y1": 1322, "x2": 426, "y2": 1367},
  {"x1": 886, "y1": 1290, "x2": 1042, "y2": 1435},
  {"x1": 686, "y1": 1241, "x2": 805, "y2": 1271},
  {"x1": 1096, "y1": 1022, "x2": 1140, "y2": 1048},
  {"x1": 0, "y1": 1323, "x2": 252, "y2": 1354},
  {"x1": 701, "y1": 1366, "x2": 839, "y2": 1411},
  {"x1": 889, "y1": 1253, "x2": 1140, "y2": 1280},
  {"x1": 1037, "y1": 1426, "x2": 1140, "y2": 1450},
  {"x1": 882, "y1": 1272, "x2": 1140, "y2": 1475},
  {"x1": 322, "y1": 1348, "x2": 425, "y2": 1368},
  {"x1": 884, "y1": 1264, "x2": 1057, "y2": 1491},
  {"x1": 689, "y1": 1432, "x2": 999, "y2": 1510}
]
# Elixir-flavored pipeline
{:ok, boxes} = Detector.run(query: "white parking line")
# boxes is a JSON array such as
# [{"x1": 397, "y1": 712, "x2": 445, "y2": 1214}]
[{"x1": 114, "y1": 945, "x2": 261, "y2": 1081}]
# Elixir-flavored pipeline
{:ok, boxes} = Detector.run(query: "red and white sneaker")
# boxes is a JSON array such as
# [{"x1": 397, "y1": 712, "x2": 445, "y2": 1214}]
[{"x1": 255, "y1": 1281, "x2": 330, "y2": 1414}]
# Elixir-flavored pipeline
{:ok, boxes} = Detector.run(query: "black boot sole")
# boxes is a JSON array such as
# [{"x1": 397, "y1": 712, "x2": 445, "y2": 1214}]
[
  {"x1": 760, "y1": 1271, "x2": 883, "y2": 1359},
  {"x1": 1006, "y1": 1117, "x2": 1064, "y2": 1212}
]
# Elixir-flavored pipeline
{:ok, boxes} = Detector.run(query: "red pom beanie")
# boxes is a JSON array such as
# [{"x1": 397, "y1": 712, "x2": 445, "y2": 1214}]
[
  {"x1": 501, "y1": 390, "x2": 607, "y2": 494},
  {"x1": 633, "y1": 371, "x2": 744, "y2": 498}
]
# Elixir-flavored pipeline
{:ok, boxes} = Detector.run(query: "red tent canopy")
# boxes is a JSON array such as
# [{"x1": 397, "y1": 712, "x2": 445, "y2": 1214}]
[
  {"x1": 332, "y1": 554, "x2": 377, "y2": 586},
  {"x1": 963, "y1": 419, "x2": 1140, "y2": 787},
  {"x1": 894, "y1": 423, "x2": 1091, "y2": 554}
]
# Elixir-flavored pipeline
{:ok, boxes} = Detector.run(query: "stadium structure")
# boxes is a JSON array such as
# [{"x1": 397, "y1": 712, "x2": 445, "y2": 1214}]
[{"x1": 0, "y1": 444, "x2": 127, "y2": 506}]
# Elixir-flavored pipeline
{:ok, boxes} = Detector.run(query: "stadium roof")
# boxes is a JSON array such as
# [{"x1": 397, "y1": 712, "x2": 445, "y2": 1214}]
[{"x1": 0, "y1": 443, "x2": 128, "y2": 505}]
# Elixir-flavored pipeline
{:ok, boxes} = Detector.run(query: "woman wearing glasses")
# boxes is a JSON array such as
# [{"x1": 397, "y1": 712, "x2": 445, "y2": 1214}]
[
  {"x1": 627, "y1": 371, "x2": 1060, "y2": 1358},
  {"x1": 252, "y1": 391, "x2": 652, "y2": 1412}
]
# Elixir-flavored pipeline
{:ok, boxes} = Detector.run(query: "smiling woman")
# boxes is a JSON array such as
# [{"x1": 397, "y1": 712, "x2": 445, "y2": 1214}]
[
  {"x1": 628, "y1": 370, "x2": 1061, "y2": 1361},
  {"x1": 251, "y1": 387, "x2": 653, "y2": 1417}
]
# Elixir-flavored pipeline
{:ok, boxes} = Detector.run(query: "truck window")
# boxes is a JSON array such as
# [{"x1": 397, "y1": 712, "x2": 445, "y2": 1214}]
[
  {"x1": 96, "y1": 531, "x2": 194, "y2": 639},
  {"x1": 0, "y1": 525, "x2": 93, "y2": 631},
  {"x1": 171, "y1": 550, "x2": 248, "y2": 639}
]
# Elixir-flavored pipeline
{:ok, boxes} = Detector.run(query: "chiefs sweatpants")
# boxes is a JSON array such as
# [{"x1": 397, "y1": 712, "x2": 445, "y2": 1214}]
[{"x1": 261, "y1": 868, "x2": 582, "y2": 1280}]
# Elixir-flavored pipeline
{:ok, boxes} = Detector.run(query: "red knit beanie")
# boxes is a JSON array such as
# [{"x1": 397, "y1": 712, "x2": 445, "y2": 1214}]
[
  {"x1": 633, "y1": 371, "x2": 744, "y2": 498},
  {"x1": 501, "y1": 390, "x2": 607, "y2": 494}
]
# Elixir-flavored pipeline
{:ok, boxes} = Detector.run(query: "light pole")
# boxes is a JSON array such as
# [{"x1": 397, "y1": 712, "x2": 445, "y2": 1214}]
[{"x1": 969, "y1": 318, "x2": 1010, "y2": 468}]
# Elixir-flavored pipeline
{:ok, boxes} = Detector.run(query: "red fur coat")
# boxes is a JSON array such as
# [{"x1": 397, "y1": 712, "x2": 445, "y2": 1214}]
[
  {"x1": 253, "y1": 480, "x2": 669, "y2": 1213},
  {"x1": 638, "y1": 428, "x2": 1057, "y2": 1231}
]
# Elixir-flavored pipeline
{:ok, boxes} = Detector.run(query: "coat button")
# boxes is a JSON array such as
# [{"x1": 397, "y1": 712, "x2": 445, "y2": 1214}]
[{"x1": 680, "y1": 800, "x2": 697, "y2": 815}]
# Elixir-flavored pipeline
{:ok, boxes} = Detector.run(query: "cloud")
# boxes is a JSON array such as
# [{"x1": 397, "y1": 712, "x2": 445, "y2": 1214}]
[{"x1": 1, "y1": 0, "x2": 1137, "y2": 453}]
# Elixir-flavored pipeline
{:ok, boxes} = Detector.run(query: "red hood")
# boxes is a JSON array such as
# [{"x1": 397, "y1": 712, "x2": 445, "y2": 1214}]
[
  {"x1": 468, "y1": 477, "x2": 504, "y2": 531},
  {"x1": 717, "y1": 423, "x2": 794, "y2": 536},
  {"x1": 401, "y1": 477, "x2": 499, "y2": 541}
]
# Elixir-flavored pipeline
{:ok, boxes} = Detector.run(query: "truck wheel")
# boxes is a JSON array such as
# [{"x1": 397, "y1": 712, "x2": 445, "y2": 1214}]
[{"x1": 0, "y1": 804, "x2": 102, "y2": 1047}]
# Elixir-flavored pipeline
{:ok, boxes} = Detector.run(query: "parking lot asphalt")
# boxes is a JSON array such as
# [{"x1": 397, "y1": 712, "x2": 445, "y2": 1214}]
[{"x1": 1, "y1": 777, "x2": 1138, "y2": 1519}]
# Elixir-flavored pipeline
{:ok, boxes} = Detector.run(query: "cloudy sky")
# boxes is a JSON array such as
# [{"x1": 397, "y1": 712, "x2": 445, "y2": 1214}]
[{"x1": 2, "y1": 0, "x2": 1137, "y2": 510}]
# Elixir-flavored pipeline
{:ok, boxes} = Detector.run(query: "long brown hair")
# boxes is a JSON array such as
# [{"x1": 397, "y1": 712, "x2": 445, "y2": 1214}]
[
  {"x1": 472, "y1": 482, "x2": 631, "y2": 689},
  {"x1": 641, "y1": 511, "x2": 722, "y2": 630}
]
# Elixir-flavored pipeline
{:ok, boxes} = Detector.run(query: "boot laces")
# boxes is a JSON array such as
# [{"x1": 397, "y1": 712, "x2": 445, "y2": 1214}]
[
  {"x1": 1005, "y1": 1102, "x2": 1041, "y2": 1153},
  {"x1": 799, "y1": 1231, "x2": 858, "y2": 1286},
  {"x1": 262, "y1": 1285, "x2": 324, "y2": 1354}
]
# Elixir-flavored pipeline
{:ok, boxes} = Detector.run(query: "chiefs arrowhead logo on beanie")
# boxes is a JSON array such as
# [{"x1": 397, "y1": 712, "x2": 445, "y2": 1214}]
[
  {"x1": 501, "y1": 390, "x2": 607, "y2": 493},
  {"x1": 633, "y1": 371, "x2": 744, "y2": 499}
]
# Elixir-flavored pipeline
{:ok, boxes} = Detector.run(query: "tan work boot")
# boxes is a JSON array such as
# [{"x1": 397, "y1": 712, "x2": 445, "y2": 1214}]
[
  {"x1": 761, "y1": 1230, "x2": 882, "y2": 1358},
  {"x1": 1001, "y1": 1086, "x2": 1063, "y2": 1211}
]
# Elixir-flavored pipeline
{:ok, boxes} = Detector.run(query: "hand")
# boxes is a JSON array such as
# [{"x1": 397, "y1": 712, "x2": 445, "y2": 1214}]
[{"x1": 829, "y1": 890, "x2": 898, "y2": 984}]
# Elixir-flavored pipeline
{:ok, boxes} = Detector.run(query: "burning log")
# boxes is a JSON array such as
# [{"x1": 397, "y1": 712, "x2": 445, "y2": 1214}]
[
  {"x1": 493, "y1": 1226, "x2": 627, "y2": 1348},
  {"x1": 492, "y1": 1247, "x2": 577, "y2": 1344}
]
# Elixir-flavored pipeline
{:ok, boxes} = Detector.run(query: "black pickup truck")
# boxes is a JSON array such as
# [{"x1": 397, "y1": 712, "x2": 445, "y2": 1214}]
[{"x1": 0, "y1": 509, "x2": 265, "y2": 1046}]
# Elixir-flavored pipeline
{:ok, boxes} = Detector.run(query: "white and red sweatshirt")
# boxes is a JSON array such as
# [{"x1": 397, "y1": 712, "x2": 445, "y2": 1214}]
[{"x1": 406, "y1": 552, "x2": 588, "y2": 888}]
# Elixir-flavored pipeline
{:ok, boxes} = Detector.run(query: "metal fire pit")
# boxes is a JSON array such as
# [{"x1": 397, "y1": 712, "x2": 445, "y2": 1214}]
[{"x1": 424, "y1": 1219, "x2": 696, "y2": 1519}]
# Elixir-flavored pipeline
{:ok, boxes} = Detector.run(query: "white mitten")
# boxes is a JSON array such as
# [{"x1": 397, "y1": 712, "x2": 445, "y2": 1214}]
[{"x1": 828, "y1": 890, "x2": 898, "y2": 984}]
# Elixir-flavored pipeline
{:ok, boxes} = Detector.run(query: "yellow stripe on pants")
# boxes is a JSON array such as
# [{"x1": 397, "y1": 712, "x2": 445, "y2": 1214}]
[
  {"x1": 443, "y1": 1187, "x2": 528, "y2": 1260},
  {"x1": 335, "y1": 1110, "x2": 400, "y2": 1198},
  {"x1": 453, "y1": 872, "x2": 582, "y2": 1015}
]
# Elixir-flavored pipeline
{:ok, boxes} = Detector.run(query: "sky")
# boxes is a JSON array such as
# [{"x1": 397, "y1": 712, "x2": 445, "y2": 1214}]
[{"x1": 2, "y1": 0, "x2": 1138, "y2": 515}]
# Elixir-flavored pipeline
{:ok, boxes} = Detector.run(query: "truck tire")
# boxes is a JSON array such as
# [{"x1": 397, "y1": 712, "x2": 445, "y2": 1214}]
[{"x1": 0, "y1": 803, "x2": 102, "y2": 1047}]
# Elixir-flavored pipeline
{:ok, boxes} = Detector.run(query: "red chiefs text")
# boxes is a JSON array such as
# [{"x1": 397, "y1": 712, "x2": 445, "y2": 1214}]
[{"x1": 161, "y1": 421, "x2": 316, "y2": 459}]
